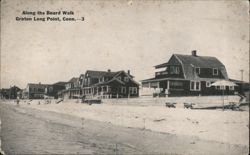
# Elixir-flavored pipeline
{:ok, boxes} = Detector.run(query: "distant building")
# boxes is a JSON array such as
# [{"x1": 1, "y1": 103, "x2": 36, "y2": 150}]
[
  {"x1": 45, "y1": 82, "x2": 67, "y2": 99},
  {"x1": 0, "y1": 86, "x2": 21, "y2": 99},
  {"x1": 80, "y1": 70, "x2": 139, "y2": 99},
  {"x1": 23, "y1": 83, "x2": 48, "y2": 99},
  {"x1": 58, "y1": 77, "x2": 81, "y2": 99},
  {"x1": 141, "y1": 50, "x2": 235, "y2": 97}
]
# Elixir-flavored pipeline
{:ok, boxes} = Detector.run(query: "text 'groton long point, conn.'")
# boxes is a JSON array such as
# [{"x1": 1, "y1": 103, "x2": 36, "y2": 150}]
[{"x1": 15, "y1": 10, "x2": 84, "y2": 22}]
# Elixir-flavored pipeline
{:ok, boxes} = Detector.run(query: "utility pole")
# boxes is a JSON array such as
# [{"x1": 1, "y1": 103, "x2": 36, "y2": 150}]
[
  {"x1": 240, "y1": 69, "x2": 244, "y2": 81},
  {"x1": 9, "y1": 85, "x2": 11, "y2": 100},
  {"x1": 239, "y1": 69, "x2": 244, "y2": 95}
]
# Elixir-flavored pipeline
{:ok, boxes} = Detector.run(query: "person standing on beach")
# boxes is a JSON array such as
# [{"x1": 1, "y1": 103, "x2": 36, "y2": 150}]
[{"x1": 16, "y1": 97, "x2": 20, "y2": 105}]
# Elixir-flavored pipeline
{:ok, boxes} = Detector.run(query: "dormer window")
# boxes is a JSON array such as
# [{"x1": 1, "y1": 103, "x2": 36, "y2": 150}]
[
  {"x1": 213, "y1": 68, "x2": 218, "y2": 75},
  {"x1": 99, "y1": 77, "x2": 105, "y2": 83},
  {"x1": 117, "y1": 76, "x2": 121, "y2": 81},
  {"x1": 195, "y1": 67, "x2": 200, "y2": 75},
  {"x1": 124, "y1": 77, "x2": 129, "y2": 82},
  {"x1": 170, "y1": 66, "x2": 180, "y2": 74}
]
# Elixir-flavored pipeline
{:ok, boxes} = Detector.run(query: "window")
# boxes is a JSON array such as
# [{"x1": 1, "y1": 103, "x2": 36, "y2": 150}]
[
  {"x1": 229, "y1": 86, "x2": 234, "y2": 90},
  {"x1": 196, "y1": 82, "x2": 200, "y2": 90},
  {"x1": 129, "y1": 87, "x2": 137, "y2": 94},
  {"x1": 195, "y1": 67, "x2": 200, "y2": 75},
  {"x1": 99, "y1": 77, "x2": 105, "y2": 83},
  {"x1": 191, "y1": 82, "x2": 195, "y2": 90},
  {"x1": 176, "y1": 67, "x2": 180, "y2": 74},
  {"x1": 124, "y1": 77, "x2": 129, "y2": 82},
  {"x1": 121, "y1": 87, "x2": 126, "y2": 93},
  {"x1": 169, "y1": 81, "x2": 183, "y2": 89},
  {"x1": 206, "y1": 81, "x2": 211, "y2": 87},
  {"x1": 213, "y1": 68, "x2": 218, "y2": 75},
  {"x1": 170, "y1": 66, "x2": 180, "y2": 74},
  {"x1": 220, "y1": 86, "x2": 225, "y2": 90},
  {"x1": 190, "y1": 81, "x2": 201, "y2": 91}
]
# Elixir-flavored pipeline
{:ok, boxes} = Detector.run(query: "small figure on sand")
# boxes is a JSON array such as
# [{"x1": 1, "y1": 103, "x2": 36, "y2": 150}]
[{"x1": 16, "y1": 98, "x2": 20, "y2": 105}]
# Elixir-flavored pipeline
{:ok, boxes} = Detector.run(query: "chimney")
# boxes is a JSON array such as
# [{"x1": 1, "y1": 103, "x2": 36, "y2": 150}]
[
  {"x1": 108, "y1": 69, "x2": 111, "y2": 72},
  {"x1": 192, "y1": 50, "x2": 197, "y2": 56},
  {"x1": 127, "y1": 70, "x2": 130, "y2": 75}
]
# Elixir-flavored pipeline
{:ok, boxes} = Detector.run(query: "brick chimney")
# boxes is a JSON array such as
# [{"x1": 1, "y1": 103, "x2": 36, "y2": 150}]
[
  {"x1": 127, "y1": 70, "x2": 130, "y2": 75},
  {"x1": 192, "y1": 50, "x2": 197, "y2": 56}
]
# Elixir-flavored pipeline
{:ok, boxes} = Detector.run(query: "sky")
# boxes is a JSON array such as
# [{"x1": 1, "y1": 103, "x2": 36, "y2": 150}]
[{"x1": 0, "y1": 0, "x2": 249, "y2": 88}]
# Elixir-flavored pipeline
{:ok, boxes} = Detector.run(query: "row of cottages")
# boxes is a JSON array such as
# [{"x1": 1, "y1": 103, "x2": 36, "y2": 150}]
[
  {"x1": 20, "y1": 82, "x2": 66, "y2": 99},
  {"x1": 58, "y1": 70, "x2": 140, "y2": 99},
  {"x1": 141, "y1": 50, "x2": 235, "y2": 97}
]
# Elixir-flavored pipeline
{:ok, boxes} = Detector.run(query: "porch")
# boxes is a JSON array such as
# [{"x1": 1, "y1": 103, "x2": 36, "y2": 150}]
[{"x1": 82, "y1": 85, "x2": 135, "y2": 99}]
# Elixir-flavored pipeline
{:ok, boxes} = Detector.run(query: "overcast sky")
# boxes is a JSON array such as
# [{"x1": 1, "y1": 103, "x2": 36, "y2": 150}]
[{"x1": 0, "y1": 0, "x2": 249, "y2": 88}]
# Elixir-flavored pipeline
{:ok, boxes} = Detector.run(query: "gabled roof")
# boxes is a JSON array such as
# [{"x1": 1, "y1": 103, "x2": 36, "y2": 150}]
[
  {"x1": 174, "y1": 54, "x2": 225, "y2": 68},
  {"x1": 85, "y1": 70, "x2": 139, "y2": 86},
  {"x1": 53, "y1": 81, "x2": 67, "y2": 86},
  {"x1": 85, "y1": 70, "x2": 116, "y2": 78},
  {"x1": 68, "y1": 77, "x2": 78, "y2": 83},
  {"x1": 93, "y1": 78, "x2": 125, "y2": 86},
  {"x1": 85, "y1": 70, "x2": 134, "y2": 78},
  {"x1": 155, "y1": 54, "x2": 225, "y2": 69},
  {"x1": 28, "y1": 83, "x2": 49, "y2": 87},
  {"x1": 154, "y1": 53, "x2": 228, "y2": 80},
  {"x1": 175, "y1": 54, "x2": 228, "y2": 80},
  {"x1": 113, "y1": 70, "x2": 134, "y2": 78},
  {"x1": 155, "y1": 62, "x2": 169, "y2": 69},
  {"x1": 103, "y1": 71, "x2": 119, "y2": 77}
]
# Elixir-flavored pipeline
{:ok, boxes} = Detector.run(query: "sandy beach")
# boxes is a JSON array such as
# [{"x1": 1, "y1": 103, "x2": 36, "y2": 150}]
[
  {"x1": 2, "y1": 98, "x2": 249, "y2": 145},
  {"x1": 0, "y1": 100, "x2": 249, "y2": 155}
]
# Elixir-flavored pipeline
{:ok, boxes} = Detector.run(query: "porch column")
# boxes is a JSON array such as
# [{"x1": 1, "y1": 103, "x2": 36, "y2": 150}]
[
  {"x1": 101, "y1": 86, "x2": 103, "y2": 98},
  {"x1": 166, "y1": 80, "x2": 170, "y2": 96}
]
